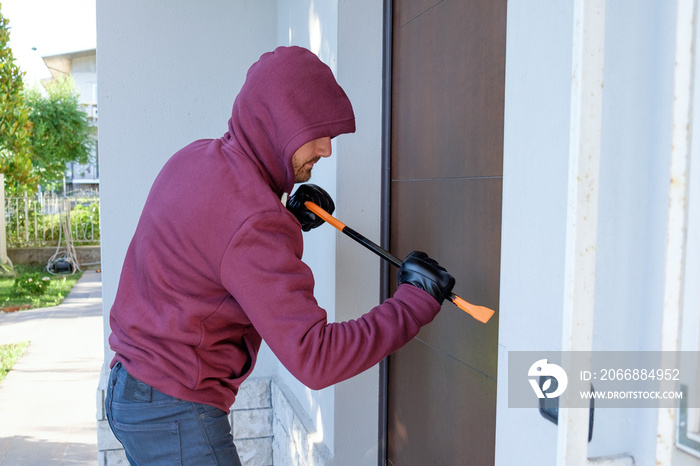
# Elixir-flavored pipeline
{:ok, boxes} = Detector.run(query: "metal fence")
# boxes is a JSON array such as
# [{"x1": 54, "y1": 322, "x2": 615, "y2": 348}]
[{"x1": 5, "y1": 192, "x2": 100, "y2": 248}]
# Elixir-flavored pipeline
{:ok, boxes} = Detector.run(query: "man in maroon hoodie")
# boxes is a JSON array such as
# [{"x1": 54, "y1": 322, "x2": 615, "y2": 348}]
[{"x1": 105, "y1": 46, "x2": 454, "y2": 465}]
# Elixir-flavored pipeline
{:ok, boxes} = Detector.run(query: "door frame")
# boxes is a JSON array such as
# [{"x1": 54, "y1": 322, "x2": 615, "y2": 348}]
[{"x1": 378, "y1": 0, "x2": 394, "y2": 464}]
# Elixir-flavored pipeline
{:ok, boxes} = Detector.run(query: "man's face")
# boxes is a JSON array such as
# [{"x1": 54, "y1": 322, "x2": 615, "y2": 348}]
[{"x1": 292, "y1": 137, "x2": 332, "y2": 183}]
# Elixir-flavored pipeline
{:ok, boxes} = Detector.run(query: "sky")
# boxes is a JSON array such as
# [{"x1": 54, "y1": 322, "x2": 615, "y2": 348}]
[{"x1": 1, "y1": 0, "x2": 96, "y2": 85}]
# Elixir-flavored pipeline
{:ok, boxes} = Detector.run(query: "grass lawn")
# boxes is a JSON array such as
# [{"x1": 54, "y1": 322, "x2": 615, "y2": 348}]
[
  {"x1": 0, "y1": 265, "x2": 82, "y2": 311},
  {"x1": 0, "y1": 266, "x2": 82, "y2": 383},
  {"x1": 0, "y1": 341, "x2": 30, "y2": 383}
]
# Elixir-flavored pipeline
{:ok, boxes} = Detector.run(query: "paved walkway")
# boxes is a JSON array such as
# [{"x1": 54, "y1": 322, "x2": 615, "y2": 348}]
[{"x1": 0, "y1": 271, "x2": 103, "y2": 465}]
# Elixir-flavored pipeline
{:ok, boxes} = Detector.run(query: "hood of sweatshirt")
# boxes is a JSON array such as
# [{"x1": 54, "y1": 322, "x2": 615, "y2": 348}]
[{"x1": 222, "y1": 46, "x2": 356, "y2": 198}]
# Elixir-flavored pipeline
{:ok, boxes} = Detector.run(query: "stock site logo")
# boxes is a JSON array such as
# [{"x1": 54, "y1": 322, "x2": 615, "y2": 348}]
[{"x1": 528, "y1": 359, "x2": 568, "y2": 399}]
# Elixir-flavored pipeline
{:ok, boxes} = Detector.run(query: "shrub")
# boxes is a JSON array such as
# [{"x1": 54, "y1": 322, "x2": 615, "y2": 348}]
[{"x1": 12, "y1": 272, "x2": 49, "y2": 297}]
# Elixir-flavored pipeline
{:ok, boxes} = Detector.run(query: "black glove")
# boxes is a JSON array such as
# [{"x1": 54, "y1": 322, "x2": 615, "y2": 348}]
[
  {"x1": 397, "y1": 251, "x2": 455, "y2": 305},
  {"x1": 286, "y1": 184, "x2": 335, "y2": 231}
]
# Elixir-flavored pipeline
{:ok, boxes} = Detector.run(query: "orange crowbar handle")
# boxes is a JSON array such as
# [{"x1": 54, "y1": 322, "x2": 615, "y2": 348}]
[{"x1": 305, "y1": 201, "x2": 495, "y2": 324}]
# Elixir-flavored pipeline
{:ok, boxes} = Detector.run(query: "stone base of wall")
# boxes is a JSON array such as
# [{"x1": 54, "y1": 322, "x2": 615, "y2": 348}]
[
  {"x1": 96, "y1": 364, "x2": 128, "y2": 466},
  {"x1": 232, "y1": 379, "x2": 274, "y2": 465},
  {"x1": 96, "y1": 363, "x2": 325, "y2": 466},
  {"x1": 271, "y1": 383, "x2": 330, "y2": 466}
]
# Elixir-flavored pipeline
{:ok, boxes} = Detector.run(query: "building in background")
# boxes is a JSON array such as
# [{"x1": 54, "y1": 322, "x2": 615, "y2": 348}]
[{"x1": 42, "y1": 49, "x2": 98, "y2": 194}]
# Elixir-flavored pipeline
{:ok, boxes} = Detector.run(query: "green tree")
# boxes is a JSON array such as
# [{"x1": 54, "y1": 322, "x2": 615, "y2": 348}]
[
  {"x1": 24, "y1": 76, "x2": 95, "y2": 191},
  {"x1": 0, "y1": 4, "x2": 36, "y2": 194}
]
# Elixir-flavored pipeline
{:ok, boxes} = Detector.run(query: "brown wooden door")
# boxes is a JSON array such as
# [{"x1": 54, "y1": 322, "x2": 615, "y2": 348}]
[{"x1": 386, "y1": 0, "x2": 506, "y2": 464}]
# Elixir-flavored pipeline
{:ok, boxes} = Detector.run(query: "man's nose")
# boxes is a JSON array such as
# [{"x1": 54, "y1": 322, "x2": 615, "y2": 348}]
[{"x1": 318, "y1": 137, "x2": 332, "y2": 157}]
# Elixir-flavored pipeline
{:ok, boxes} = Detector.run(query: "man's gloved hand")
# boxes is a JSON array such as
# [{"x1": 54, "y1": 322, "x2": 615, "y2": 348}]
[
  {"x1": 286, "y1": 184, "x2": 335, "y2": 231},
  {"x1": 398, "y1": 251, "x2": 455, "y2": 305}
]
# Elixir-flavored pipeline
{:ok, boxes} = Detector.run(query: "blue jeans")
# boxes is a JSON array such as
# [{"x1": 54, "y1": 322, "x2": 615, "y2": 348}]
[{"x1": 105, "y1": 362, "x2": 242, "y2": 466}]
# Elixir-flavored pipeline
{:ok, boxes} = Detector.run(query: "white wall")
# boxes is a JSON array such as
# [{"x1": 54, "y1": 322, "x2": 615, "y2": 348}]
[
  {"x1": 590, "y1": 1, "x2": 675, "y2": 461},
  {"x1": 98, "y1": 2, "x2": 386, "y2": 463},
  {"x1": 273, "y1": 3, "x2": 386, "y2": 463},
  {"x1": 334, "y1": 2, "x2": 385, "y2": 464},
  {"x1": 496, "y1": 2, "x2": 573, "y2": 463},
  {"x1": 97, "y1": 0, "x2": 277, "y2": 362},
  {"x1": 275, "y1": 0, "x2": 340, "y2": 455},
  {"x1": 496, "y1": 1, "x2": 676, "y2": 465}
]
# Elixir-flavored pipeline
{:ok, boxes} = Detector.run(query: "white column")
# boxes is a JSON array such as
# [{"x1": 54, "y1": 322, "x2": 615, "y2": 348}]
[
  {"x1": 557, "y1": 1, "x2": 632, "y2": 464},
  {"x1": 656, "y1": 0, "x2": 697, "y2": 462}
]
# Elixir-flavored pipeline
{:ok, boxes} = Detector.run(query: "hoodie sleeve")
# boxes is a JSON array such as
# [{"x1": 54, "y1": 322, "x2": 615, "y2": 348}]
[{"x1": 220, "y1": 210, "x2": 440, "y2": 390}]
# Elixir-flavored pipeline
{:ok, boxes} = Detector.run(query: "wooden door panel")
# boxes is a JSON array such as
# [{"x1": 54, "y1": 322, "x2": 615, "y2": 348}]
[
  {"x1": 386, "y1": 0, "x2": 506, "y2": 464},
  {"x1": 389, "y1": 177, "x2": 501, "y2": 377},
  {"x1": 393, "y1": 0, "x2": 441, "y2": 30},
  {"x1": 391, "y1": 0, "x2": 506, "y2": 181},
  {"x1": 387, "y1": 338, "x2": 496, "y2": 466}
]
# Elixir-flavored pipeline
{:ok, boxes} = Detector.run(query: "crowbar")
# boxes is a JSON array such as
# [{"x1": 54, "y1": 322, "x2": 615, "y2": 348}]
[{"x1": 304, "y1": 201, "x2": 495, "y2": 324}]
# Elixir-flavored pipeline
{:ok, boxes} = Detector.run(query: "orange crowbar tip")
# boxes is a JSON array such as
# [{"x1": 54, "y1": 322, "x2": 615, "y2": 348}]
[{"x1": 304, "y1": 201, "x2": 495, "y2": 324}]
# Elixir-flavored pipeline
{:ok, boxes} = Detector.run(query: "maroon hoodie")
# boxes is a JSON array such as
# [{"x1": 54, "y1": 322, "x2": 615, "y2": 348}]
[{"x1": 109, "y1": 46, "x2": 440, "y2": 412}]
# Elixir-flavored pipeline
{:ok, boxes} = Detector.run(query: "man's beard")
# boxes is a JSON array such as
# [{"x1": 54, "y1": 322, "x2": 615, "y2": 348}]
[
  {"x1": 293, "y1": 157, "x2": 319, "y2": 182},
  {"x1": 294, "y1": 167, "x2": 312, "y2": 183}
]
